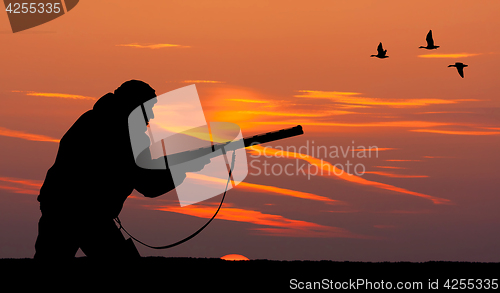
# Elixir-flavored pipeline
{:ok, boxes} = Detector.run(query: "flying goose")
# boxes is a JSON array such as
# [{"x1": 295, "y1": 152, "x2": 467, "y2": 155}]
[
  {"x1": 371, "y1": 42, "x2": 389, "y2": 59},
  {"x1": 419, "y1": 30, "x2": 440, "y2": 50},
  {"x1": 448, "y1": 62, "x2": 468, "y2": 78}
]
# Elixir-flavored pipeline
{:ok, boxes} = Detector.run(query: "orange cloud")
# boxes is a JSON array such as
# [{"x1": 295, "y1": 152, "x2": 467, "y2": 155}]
[
  {"x1": 156, "y1": 204, "x2": 365, "y2": 238},
  {"x1": 0, "y1": 127, "x2": 59, "y2": 143},
  {"x1": 386, "y1": 159, "x2": 421, "y2": 162},
  {"x1": 255, "y1": 120, "x2": 451, "y2": 128},
  {"x1": 0, "y1": 177, "x2": 42, "y2": 195},
  {"x1": 354, "y1": 148, "x2": 396, "y2": 152},
  {"x1": 0, "y1": 185, "x2": 39, "y2": 195},
  {"x1": 237, "y1": 110, "x2": 354, "y2": 117},
  {"x1": 410, "y1": 129, "x2": 500, "y2": 135},
  {"x1": 418, "y1": 53, "x2": 480, "y2": 58},
  {"x1": 0, "y1": 177, "x2": 43, "y2": 188},
  {"x1": 13, "y1": 90, "x2": 96, "y2": 100},
  {"x1": 182, "y1": 80, "x2": 225, "y2": 84},
  {"x1": 375, "y1": 166, "x2": 406, "y2": 169},
  {"x1": 247, "y1": 145, "x2": 450, "y2": 204},
  {"x1": 336, "y1": 104, "x2": 371, "y2": 109},
  {"x1": 296, "y1": 91, "x2": 362, "y2": 98},
  {"x1": 295, "y1": 90, "x2": 477, "y2": 108},
  {"x1": 205, "y1": 87, "x2": 453, "y2": 134},
  {"x1": 116, "y1": 43, "x2": 189, "y2": 49},
  {"x1": 186, "y1": 173, "x2": 339, "y2": 204},
  {"x1": 226, "y1": 99, "x2": 270, "y2": 104},
  {"x1": 416, "y1": 111, "x2": 474, "y2": 114},
  {"x1": 363, "y1": 171, "x2": 428, "y2": 178}
]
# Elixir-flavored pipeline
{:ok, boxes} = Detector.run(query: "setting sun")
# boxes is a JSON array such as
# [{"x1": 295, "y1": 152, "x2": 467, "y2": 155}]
[{"x1": 220, "y1": 254, "x2": 250, "y2": 261}]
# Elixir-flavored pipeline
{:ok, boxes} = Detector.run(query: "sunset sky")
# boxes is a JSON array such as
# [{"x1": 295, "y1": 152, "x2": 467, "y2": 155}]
[{"x1": 1, "y1": 1, "x2": 500, "y2": 261}]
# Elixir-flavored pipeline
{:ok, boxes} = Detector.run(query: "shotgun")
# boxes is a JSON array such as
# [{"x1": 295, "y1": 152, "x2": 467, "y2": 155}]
[{"x1": 157, "y1": 125, "x2": 304, "y2": 167}]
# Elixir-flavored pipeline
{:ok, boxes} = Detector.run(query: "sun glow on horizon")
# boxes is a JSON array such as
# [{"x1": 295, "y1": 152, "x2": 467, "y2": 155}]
[{"x1": 220, "y1": 254, "x2": 250, "y2": 261}]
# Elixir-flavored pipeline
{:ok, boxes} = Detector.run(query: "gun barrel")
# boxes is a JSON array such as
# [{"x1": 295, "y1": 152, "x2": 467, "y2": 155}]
[
  {"x1": 242, "y1": 125, "x2": 303, "y2": 147},
  {"x1": 164, "y1": 125, "x2": 304, "y2": 166}
]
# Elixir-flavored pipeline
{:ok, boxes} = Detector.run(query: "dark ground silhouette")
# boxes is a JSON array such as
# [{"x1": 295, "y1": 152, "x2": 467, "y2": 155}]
[{"x1": 1, "y1": 257, "x2": 499, "y2": 290}]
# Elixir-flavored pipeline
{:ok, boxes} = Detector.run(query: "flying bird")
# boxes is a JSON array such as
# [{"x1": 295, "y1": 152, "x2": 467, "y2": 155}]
[
  {"x1": 448, "y1": 62, "x2": 468, "y2": 78},
  {"x1": 419, "y1": 30, "x2": 440, "y2": 50},
  {"x1": 371, "y1": 42, "x2": 389, "y2": 59}
]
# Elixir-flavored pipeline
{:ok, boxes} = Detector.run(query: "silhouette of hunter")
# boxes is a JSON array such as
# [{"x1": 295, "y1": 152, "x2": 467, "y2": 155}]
[{"x1": 34, "y1": 80, "x2": 208, "y2": 259}]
